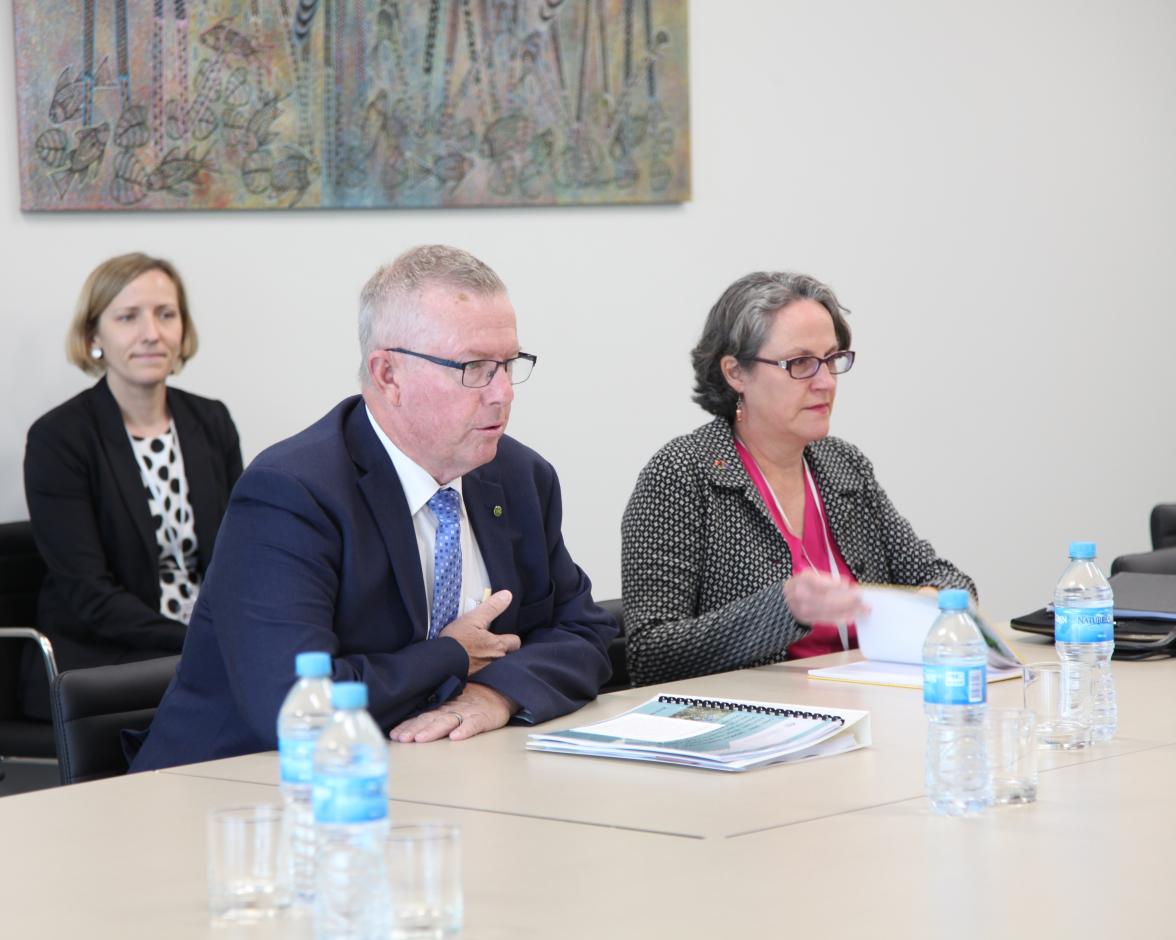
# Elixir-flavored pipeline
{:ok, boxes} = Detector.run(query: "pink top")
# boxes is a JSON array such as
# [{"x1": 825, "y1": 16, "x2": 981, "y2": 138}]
[{"x1": 733, "y1": 440, "x2": 858, "y2": 658}]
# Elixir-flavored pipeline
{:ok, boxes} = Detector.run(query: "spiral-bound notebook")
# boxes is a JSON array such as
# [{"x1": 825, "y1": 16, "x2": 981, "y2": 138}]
[{"x1": 526, "y1": 695, "x2": 870, "y2": 772}]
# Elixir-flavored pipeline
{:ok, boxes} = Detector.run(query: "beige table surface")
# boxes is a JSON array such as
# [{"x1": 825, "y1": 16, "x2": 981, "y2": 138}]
[
  {"x1": 703, "y1": 742, "x2": 1176, "y2": 937},
  {"x1": 4, "y1": 631, "x2": 1175, "y2": 938},
  {"x1": 0, "y1": 769, "x2": 702, "y2": 940},
  {"x1": 6, "y1": 649, "x2": 1176, "y2": 936},
  {"x1": 163, "y1": 630, "x2": 1176, "y2": 838}
]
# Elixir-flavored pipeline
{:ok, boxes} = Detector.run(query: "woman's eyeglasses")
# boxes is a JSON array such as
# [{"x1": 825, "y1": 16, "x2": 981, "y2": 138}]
[{"x1": 742, "y1": 350, "x2": 856, "y2": 379}]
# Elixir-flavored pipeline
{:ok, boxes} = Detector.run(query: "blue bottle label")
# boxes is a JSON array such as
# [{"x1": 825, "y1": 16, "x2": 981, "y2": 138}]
[
  {"x1": 1055, "y1": 605, "x2": 1113, "y2": 644},
  {"x1": 312, "y1": 770, "x2": 388, "y2": 824},
  {"x1": 278, "y1": 736, "x2": 316, "y2": 785},
  {"x1": 923, "y1": 663, "x2": 987, "y2": 705}
]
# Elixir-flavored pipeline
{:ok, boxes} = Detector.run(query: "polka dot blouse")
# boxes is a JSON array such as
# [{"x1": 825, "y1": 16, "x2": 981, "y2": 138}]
[{"x1": 129, "y1": 424, "x2": 200, "y2": 623}]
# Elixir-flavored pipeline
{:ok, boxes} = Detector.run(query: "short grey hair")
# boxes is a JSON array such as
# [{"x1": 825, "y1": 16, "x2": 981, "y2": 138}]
[
  {"x1": 358, "y1": 245, "x2": 507, "y2": 385},
  {"x1": 691, "y1": 271, "x2": 852, "y2": 420}
]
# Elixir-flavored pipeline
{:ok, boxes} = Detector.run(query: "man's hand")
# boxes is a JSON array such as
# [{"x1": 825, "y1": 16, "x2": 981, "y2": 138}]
[
  {"x1": 783, "y1": 569, "x2": 869, "y2": 625},
  {"x1": 389, "y1": 682, "x2": 516, "y2": 743},
  {"x1": 438, "y1": 589, "x2": 520, "y2": 674}
]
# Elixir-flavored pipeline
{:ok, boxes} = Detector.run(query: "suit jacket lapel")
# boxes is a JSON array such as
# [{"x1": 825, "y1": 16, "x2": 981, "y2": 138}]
[
  {"x1": 345, "y1": 402, "x2": 430, "y2": 639},
  {"x1": 463, "y1": 466, "x2": 521, "y2": 631},
  {"x1": 91, "y1": 378, "x2": 157, "y2": 568},
  {"x1": 168, "y1": 389, "x2": 218, "y2": 572}
]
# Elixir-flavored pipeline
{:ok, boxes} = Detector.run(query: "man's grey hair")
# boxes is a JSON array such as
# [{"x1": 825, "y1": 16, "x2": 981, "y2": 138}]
[
  {"x1": 358, "y1": 245, "x2": 507, "y2": 385},
  {"x1": 691, "y1": 271, "x2": 852, "y2": 420}
]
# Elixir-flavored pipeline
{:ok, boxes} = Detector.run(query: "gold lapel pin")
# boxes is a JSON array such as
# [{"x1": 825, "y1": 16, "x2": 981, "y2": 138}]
[{"x1": 493, "y1": 505, "x2": 503, "y2": 518}]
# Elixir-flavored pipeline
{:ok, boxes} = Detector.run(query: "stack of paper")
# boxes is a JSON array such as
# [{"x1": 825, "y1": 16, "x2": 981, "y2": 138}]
[
  {"x1": 808, "y1": 585, "x2": 1022, "y2": 689},
  {"x1": 527, "y1": 694, "x2": 870, "y2": 772}
]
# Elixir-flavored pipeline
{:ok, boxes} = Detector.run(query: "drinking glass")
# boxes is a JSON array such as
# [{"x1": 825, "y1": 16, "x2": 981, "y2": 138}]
[
  {"x1": 985, "y1": 707, "x2": 1038, "y2": 804},
  {"x1": 387, "y1": 822, "x2": 462, "y2": 939},
  {"x1": 206, "y1": 804, "x2": 293, "y2": 922},
  {"x1": 1023, "y1": 661, "x2": 1093, "y2": 750}
]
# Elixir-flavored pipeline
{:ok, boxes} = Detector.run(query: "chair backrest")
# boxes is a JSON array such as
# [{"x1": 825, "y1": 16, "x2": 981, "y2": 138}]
[
  {"x1": 0, "y1": 521, "x2": 48, "y2": 718},
  {"x1": 0, "y1": 521, "x2": 44, "y2": 624},
  {"x1": 1111, "y1": 504, "x2": 1176, "y2": 576},
  {"x1": 1152, "y1": 504, "x2": 1176, "y2": 551},
  {"x1": 597, "y1": 597, "x2": 630, "y2": 692},
  {"x1": 0, "y1": 520, "x2": 57, "y2": 760},
  {"x1": 50, "y1": 655, "x2": 180, "y2": 785},
  {"x1": 1111, "y1": 546, "x2": 1176, "y2": 577}
]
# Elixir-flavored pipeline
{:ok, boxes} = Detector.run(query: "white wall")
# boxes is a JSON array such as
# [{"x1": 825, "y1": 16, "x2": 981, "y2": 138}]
[{"x1": 3, "y1": 1, "x2": 1174, "y2": 621}]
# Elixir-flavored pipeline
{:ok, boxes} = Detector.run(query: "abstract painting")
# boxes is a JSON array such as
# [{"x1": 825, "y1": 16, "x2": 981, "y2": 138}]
[{"x1": 13, "y1": 1, "x2": 690, "y2": 211}]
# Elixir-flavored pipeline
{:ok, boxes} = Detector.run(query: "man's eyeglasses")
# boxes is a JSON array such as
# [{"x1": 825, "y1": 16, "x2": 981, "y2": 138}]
[
  {"x1": 386, "y1": 348, "x2": 538, "y2": 388},
  {"x1": 742, "y1": 350, "x2": 856, "y2": 380}
]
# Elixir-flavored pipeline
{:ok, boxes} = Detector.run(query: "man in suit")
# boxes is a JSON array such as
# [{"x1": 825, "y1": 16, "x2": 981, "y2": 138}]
[{"x1": 129, "y1": 245, "x2": 616, "y2": 770}]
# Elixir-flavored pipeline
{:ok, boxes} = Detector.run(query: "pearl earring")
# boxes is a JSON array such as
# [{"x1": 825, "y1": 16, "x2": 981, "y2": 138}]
[{"x1": 90, "y1": 346, "x2": 104, "y2": 360}]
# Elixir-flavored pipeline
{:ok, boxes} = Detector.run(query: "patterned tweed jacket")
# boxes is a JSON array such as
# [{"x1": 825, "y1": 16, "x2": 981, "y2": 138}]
[{"x1": 621, "y1": 417, "x2": 976, "y2": 686}]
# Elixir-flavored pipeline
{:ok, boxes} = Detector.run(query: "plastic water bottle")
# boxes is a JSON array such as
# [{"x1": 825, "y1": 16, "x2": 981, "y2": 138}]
[
  {"x1": 277, "y1": 651, "x2": 333, "y2": 906},
  {"x1": 1054, "y1": 541, "x2": 1117, "y2": 742},
  {"x1": 313, "y1": 682, "x2": 390, "y2": 940},
  {"x1": 923, "y1": 588, "x2": 991, "y2": 815}
]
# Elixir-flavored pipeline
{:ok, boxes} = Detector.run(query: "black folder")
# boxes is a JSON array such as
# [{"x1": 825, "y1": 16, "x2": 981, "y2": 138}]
[{"x1": 1010, "y1": 572, "x2": 1176, "y2": 657}]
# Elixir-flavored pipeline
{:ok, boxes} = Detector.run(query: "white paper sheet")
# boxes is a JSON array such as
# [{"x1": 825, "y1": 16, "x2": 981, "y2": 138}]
[
  {"x1": 853, "y1": 585, "x2": 1021, "y2": 669},
  {"x1": 576, "y1": 713, "x2": 722, "y2": 743},
  {"x1": 855, "y1": 586, "x2": 940, "y2": 664},
  {"x1": 808, "y1": 659, "x2": 1022, "y2": 688}
]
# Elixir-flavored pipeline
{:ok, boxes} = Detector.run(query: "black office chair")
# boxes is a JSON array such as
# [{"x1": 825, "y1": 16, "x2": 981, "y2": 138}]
[
  {"x1": 0, "y1": 521, "x2": 58, "y2": 770},
  {"x1": 597, "y1": 597, "x2": 630, "y2": 692},
  {"x1": 1111, "y1": 504, "x2": 1176, "y2": 575},
  {"x1": 50, "y1": 655, "x2": 179, "y2": 786}
]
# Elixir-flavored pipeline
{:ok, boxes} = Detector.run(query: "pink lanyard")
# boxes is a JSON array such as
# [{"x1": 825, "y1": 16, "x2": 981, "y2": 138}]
[{"x1": 734, "y1": 440, "x2": 849, "y2": 651}]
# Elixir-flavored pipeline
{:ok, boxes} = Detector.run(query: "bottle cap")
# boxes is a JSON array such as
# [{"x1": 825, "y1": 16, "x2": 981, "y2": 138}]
[
  {"x1": 331, "y1": 682, "x2": 367, "y2": 710},
  {"x1": 295, "y1": 651, "x2": 331, "y2": 678},
  {"x1": 937, "y1": 589, "x2": 970, "y2": 611},
  {"x1": 1068, "y1": 541, "x2": 1096, "y2": 560}
]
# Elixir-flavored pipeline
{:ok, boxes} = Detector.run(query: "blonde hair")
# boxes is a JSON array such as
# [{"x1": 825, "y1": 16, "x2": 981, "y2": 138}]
[{"x1": 66, "y1": 253, "x2": 199, "y2": 376}]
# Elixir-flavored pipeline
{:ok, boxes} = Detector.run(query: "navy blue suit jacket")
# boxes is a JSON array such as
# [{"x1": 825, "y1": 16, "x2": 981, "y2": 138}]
[{"x1": 129, "y1": 397, "x2": 616, "y2": 771}]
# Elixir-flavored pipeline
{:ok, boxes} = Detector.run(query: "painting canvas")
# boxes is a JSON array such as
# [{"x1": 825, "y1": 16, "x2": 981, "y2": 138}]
[{"x1": 12, "y1": 1, "x2": 690, "y2": 211}]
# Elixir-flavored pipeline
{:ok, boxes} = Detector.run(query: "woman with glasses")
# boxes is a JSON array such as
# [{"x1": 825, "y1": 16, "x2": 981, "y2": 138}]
[
  {"x1": 621, "y1": 271, "x2": 974, "y2": 685},
  {"x1": 20, "y1": 253, "x2": 242, "y2": 719}
]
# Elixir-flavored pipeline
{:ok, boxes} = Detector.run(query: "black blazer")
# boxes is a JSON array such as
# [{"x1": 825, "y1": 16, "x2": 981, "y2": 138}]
[{"x1": 21, "y1": 377, "x2": 242, "y2": 715}]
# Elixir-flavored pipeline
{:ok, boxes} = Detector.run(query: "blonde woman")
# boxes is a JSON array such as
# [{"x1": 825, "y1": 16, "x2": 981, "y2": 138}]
[{"x1": 20, "y1": 253, "x2": 241, "y2": 719}]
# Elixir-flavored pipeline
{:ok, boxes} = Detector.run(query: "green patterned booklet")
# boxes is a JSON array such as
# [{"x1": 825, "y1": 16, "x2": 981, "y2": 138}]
[{"x1": 526, "y1": 694, "x2": 870, "y2": 772}]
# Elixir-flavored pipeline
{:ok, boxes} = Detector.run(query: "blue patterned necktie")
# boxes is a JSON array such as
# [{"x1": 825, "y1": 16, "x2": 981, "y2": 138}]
[{"x1": 427, "y1": 487, "x2": 462, "y2": 639}]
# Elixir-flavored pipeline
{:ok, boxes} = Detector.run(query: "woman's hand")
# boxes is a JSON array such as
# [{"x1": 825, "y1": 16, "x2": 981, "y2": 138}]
[{"x1": 783, "y1": 569, "x2": 869, "y2": 625}]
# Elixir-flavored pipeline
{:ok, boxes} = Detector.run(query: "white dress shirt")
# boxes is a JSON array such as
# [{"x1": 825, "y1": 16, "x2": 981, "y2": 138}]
[{"x1": 366, "y1": 406, "x2": 491, "y2": 635}]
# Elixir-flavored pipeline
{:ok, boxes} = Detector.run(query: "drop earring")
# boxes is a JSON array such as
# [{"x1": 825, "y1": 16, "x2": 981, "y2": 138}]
[{"x1": 735, "y1": 396, "x2": 744, "y2": 423}]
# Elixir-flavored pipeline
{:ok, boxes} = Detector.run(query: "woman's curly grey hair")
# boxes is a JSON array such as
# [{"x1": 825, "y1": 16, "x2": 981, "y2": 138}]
[{"x1": 691, "y1": 271, "x2": 852, "y2": 420}]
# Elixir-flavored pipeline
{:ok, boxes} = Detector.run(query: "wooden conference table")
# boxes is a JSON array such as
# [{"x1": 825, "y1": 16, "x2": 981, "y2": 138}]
[{"x1": 3, "y1": 630, "x2": 1175, "y2": 938}]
